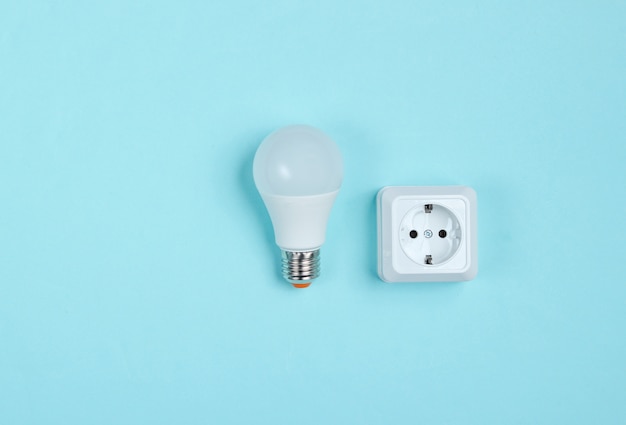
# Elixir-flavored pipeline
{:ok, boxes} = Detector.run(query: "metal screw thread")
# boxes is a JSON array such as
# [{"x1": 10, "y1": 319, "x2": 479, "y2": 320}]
[{"x1": 281, "y1": 249, "x2": 320, "y2": 284}]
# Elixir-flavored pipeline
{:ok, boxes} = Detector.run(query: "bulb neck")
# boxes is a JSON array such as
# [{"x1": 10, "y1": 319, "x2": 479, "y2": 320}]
[{"x1": 281, "y1": 249, "x2": 320, "y2": 288}]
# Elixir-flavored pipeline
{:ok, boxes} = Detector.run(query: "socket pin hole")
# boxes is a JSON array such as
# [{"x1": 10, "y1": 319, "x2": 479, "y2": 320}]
[
  {"x1": 409, "y1": 230, "x2": 418, "y2": 239},
  {"x1": 439, "y1": 230, "x2": 447, "y2": 238}
]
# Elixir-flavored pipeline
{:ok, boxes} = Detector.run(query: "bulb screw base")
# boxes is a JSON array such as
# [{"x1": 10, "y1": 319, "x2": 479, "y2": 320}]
[{"x1": 281, "y1": 249, "x2": 320, "y2": 288}]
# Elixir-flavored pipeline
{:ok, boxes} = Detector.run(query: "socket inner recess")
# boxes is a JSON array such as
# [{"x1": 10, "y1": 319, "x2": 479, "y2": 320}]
[{"x1": 399, "y1": 203, "x2": 462, "y2": 266}]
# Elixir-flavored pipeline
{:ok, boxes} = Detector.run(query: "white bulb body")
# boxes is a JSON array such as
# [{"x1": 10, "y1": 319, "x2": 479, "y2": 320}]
[
  {"x1": 259, "y1": 191, "x2": 339, "y2": 251},
  {"x1": 253, "y1": 125, "x2": 343, "y2": 252}
]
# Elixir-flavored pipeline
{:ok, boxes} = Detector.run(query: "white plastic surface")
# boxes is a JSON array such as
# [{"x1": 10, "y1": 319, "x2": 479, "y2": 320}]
[
  {"x1": 399, "y1": 203, "x2": 462, "y2": 265},
  {"x1": 253, "y1": 125, "x2": 343, "y2": 251},
  {"x1": 260, "y1": 191, "x2": 339, "y2": 251},
  {"x1": 377, "y1": 186, "x2": 478, "y2": 283}
]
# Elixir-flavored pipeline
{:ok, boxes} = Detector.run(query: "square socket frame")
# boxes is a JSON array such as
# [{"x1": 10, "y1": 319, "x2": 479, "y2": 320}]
[{"x1": 377, "y1": 186, "x2": 478, "y2": 283}]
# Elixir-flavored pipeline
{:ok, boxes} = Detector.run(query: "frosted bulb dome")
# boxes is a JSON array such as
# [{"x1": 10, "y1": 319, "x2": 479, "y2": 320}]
[{"x1": 253, "y1": 125, "x2": 343, "y2": 197}]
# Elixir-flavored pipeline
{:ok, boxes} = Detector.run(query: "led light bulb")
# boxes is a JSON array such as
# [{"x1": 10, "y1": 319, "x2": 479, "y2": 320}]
[{"x1": 253, "y1": 125, "x2": 343, "y2": 288}]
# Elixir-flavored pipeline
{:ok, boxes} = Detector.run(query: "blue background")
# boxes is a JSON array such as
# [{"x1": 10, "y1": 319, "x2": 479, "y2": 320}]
[{"x1": 1, "y1": 1, "x2": 625, "y2": 423}]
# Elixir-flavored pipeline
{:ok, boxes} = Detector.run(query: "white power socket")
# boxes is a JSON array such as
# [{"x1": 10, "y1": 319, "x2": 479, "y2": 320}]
[{"x1": 377, "y1": 186, "x2": 478, "y2": 282}]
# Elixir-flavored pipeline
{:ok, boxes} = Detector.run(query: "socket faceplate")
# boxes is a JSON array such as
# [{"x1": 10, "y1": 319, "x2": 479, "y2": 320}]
[{"x1": 377, "y1": 186, "x2": 478, "y2": 282}]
